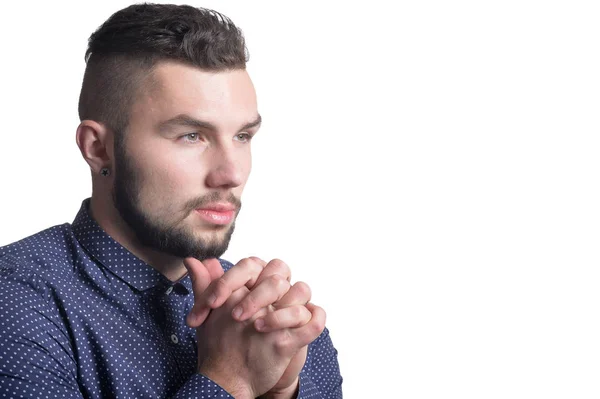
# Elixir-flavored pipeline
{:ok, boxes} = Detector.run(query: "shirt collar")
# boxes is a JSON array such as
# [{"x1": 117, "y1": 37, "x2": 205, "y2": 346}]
[{"x1": 72, "y1": 198, "x2": 182, "y2": 292}]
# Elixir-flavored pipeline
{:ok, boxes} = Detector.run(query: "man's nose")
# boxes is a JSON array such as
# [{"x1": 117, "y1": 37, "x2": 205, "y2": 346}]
[{"x1": 204, "y1": 146, "x2": 245, "y2": 189}]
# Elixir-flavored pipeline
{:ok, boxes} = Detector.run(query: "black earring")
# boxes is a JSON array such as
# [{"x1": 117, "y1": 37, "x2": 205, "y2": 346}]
[{"x1": 100, "y1": 167, "x2": 111, "y2": 177}]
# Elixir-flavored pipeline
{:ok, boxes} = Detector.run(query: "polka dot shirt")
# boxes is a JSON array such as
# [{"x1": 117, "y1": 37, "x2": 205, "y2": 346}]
[{"x1": 0, "y1": 199, "x2": 343, "y2": 398}]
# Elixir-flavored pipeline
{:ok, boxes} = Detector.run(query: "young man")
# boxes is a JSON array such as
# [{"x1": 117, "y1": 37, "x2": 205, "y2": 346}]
[{"x1": 0, "y1": 4, "x2": 342, "y2": 398}]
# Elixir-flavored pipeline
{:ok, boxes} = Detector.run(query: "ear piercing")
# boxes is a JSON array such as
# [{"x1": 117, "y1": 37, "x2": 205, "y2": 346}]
[{"x1": 100, "y1": 167, "x2": 111, "y2": 177}]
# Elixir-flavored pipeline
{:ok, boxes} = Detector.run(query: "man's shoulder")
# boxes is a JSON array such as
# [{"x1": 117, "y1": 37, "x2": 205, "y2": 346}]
[
  {"x1": 0, "y1": 223, "x2": 77, "y2": 289},
  {"x1": 0, "y1": 232, "x2": 76, "y2": 373}
]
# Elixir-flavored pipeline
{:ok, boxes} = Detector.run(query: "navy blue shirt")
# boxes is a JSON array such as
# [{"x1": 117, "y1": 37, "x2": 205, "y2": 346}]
[{"x1": 0, "y1": 199, "x2": 342, "y2": 398}]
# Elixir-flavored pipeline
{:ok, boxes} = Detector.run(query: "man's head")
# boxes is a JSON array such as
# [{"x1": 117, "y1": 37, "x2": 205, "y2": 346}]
[{"x1": 77, "y1": 3, "x2": 260, "y2": 260}]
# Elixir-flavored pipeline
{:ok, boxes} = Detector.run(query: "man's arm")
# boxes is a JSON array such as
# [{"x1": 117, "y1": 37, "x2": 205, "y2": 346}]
[
  {"x1": 0, "y1": 261, "x2": 82, "y2": 398},
  {"x1": 0, "y1": 259, "x2": 253, "y2": 399},
  {"x1": 296, "y1": 327, "x2": 343, "y2": 399}
]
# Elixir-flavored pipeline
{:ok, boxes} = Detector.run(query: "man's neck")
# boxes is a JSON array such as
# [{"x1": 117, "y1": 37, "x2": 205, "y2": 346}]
[{"x1": 89, "y1": 194, "x2": 188, "y2": 282}]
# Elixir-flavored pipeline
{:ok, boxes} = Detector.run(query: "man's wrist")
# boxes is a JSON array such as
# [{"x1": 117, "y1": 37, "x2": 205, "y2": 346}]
[
  {"x1": 259, "y1": 377, "x2": 300, "y2": 399},
  {"x1": 198, "y1": 367, "x2": 254, "y2": 399}
]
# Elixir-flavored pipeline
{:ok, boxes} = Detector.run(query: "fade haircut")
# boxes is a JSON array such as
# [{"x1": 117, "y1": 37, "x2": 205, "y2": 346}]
[{"x1": 78, "y1": 3, "x2": 248, "y2": 136}]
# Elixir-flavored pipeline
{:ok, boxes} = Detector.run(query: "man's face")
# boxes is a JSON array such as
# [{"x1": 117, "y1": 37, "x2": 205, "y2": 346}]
[{"x1": 112, "y1": 62, "x2": 259, "y2": 260}]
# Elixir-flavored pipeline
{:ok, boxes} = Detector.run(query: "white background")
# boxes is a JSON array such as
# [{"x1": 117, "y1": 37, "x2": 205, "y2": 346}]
[{"x1": 1, "y1": 1, "x2": 599, "y2": 398}]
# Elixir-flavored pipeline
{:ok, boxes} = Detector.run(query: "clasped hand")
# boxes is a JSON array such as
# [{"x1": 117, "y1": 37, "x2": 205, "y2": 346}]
[{"x1": 183, "y1": 257, "x2": 326, "y2": 399}]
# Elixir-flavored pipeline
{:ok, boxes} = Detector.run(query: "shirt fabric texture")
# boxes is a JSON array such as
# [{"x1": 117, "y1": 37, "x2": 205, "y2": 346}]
[{"x1": 0, "y1": 199, "x2": 343, "y2": 398}]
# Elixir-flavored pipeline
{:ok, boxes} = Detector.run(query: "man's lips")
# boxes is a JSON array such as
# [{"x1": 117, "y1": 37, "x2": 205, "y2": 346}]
[
  {"x1": 196, "y1": 203, "x2": 237, "y2": 212},
  {"x1": 194, "y1": 203, "x2": 237, "y2": 225}
]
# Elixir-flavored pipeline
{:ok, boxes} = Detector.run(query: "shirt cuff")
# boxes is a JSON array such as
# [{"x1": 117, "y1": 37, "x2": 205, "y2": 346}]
[{"x1": 173, "y1": 373, "x2": 234, "y2": 398}]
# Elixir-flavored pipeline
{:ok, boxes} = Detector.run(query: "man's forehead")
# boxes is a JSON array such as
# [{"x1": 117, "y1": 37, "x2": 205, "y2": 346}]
[{"x1": 132, "y1": 61, "x2": 258, "y2": 127}]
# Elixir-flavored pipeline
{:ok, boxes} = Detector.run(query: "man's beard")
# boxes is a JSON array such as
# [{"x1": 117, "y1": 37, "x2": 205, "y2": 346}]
[{"x1": 112, "y1": 141, "x2": 241, "y2": 260}]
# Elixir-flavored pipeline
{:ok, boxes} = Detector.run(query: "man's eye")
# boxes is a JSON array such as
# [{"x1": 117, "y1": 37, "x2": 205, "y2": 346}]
[
  {"x1": 182, "y1": 133, "x2": 200, "y2": 143},
  {"x1": 235, "y1": 133, "x2": 252, "y2": 143}
]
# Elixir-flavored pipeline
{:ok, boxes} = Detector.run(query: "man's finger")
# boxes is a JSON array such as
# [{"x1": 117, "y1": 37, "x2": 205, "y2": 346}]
[
  {"x1": 254, "y1": 258, "x2": 291, "y2": 287},
  {"x1": 201, "y1": 257, "x2": 266, "y2": 310},
  {"x1": 254, "y1": 305, "x2": 312, "y2": 332},
  {"x1": 183, "y1": 257, "x2": 212, "y2": 297},
  {"x1": 183, "y1": 257, "x2": 217, "y2": 327},
  {"x1": 202, "y1": 258, "x2": 225, "y2": 280},
  {"x1": 246, "y1": 256, "x2": 267, "y2": 270},
  {"x1": 231, "y1": 274, "x2": 291, "y2": 321},
  {"x1": 273, "y1": 281, "x2": 311, "y2": 309},
  {"x1": 286, "y1": 303, "x2": 327, "y2": 348}
]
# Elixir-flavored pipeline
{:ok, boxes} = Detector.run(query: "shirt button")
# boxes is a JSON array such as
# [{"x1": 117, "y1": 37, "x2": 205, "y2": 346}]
[
  {"x1": 165, "y1": 286, "x2": 173, "y2": 295},
  {"x1": 170, "y1": 334, "x2": 179, "y2": 344}
]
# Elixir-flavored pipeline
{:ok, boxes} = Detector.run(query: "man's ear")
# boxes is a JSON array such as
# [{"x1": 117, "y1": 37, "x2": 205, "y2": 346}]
[{"x1": 75, "y1": 120, "x2": 114, "y2": 174}]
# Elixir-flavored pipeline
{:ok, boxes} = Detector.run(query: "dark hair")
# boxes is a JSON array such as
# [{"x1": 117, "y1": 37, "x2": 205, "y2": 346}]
[{"x1": 78, "y1": 3, "x2": 248, "y2": 135}]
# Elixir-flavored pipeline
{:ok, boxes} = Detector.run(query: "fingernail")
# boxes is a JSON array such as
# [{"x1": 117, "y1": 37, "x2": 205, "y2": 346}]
[
  {"x1": 255, "y1": 319, "x2": 265, "y2": 331},
  {"x1": 232, "y1": 306, "x2": 243, "y2": 319}
]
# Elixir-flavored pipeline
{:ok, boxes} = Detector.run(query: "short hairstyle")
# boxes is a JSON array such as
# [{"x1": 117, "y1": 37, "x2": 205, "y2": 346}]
[{"x1": 78, "y1": 3, "x2": 248, "y2": 135}]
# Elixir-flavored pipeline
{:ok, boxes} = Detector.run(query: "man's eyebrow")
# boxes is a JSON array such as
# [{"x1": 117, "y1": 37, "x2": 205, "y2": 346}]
[
  {"x1": 241, "y1": 114, "x2": 262, "y2": 130},
  {"x1": 159, "y1": 114, "x2": 262, "y2": 132},
  {"x1": 158, "y1": 115, "x2": 216, "y2": 132}
]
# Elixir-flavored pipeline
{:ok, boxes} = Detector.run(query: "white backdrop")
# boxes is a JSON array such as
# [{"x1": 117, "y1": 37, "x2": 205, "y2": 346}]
[{"x1": 1, "y1": 1, "x2": 599, "y2": 398}]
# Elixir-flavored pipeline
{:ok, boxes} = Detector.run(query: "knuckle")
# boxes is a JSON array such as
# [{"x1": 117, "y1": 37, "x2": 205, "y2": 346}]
[
  {"x1": 239, "y1": 257, "x2": 256, "y2": 269},
  {"x1": 268, "y1": 258, "x2": 289, "y2": 274},
  {"x1": 240, "y1": 257, "x2": 264, "y2": 285},
  {"x1": 237, "y1": 257, "x2": 253, "y2": 270},
  {"x1": 269, "y1": 258, "x2": 285, "y2": 267},
  {"x1": 294, "y1": 281, "x2": 311, "y2": 298},
  {"x1": 248, "y1": 262, "x2": 264, "y2": 280},
  {"x1": 309, "y1": 320, "x2": 325, "y2": 337},
  {"x1": 290, "y1": 305, "x2": 303, "y2": 320},
  {"x1": 312, "y1": 309, "x2": 326, "y2": 334},
  {"x1": 270, "y1": 274, "x2": 290, "y2": 292},
  {"x1": 269, "y1": 273, "x2": 284, "y2": 283},
  {"x1": 248, "y1": 256, "x2": 266, "y2": 266}
]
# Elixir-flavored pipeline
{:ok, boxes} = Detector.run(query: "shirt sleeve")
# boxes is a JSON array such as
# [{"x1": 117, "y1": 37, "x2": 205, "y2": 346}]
[
  {"x1": 172, "y1": 374, "x2": 234, "y2": 398},
  {"x1": 0, "y1": 260, "x2": 83, "y2": 398},
  {"x1": 297, "y1": 327, "x2": 343, "y2": 398}
]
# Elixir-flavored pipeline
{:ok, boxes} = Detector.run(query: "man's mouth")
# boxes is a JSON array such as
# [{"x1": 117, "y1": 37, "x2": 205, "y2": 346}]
[{"x1": 194, "y1": 203, "x2": 236, "y2": 225}]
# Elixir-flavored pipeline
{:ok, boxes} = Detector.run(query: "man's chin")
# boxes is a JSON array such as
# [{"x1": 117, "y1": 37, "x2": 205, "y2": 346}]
[
  {"x1": 125, "y1": 214, "x2": 237, "y2": 260},
  {"x1": 179, "y1": 224, "x2": 236, "y2": 259},
  {"x1": 155, "y1": 239, "x2": 228, "y2": 260}
]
